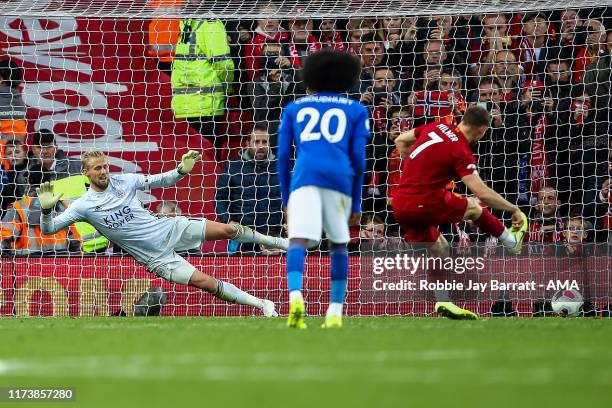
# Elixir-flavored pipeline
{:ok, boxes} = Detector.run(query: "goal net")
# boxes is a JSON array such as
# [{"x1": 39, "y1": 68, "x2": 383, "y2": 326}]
[{"x1": 0, "y1": 0, "x2": 611, "y2": 317}]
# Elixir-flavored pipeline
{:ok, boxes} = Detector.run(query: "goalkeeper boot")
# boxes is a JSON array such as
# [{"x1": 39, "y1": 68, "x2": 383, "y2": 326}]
[
  {"x1": 321, "y1": 314, "x2": 343, "y2": 329},
  {"x1": 287, "y1": 296, "x2": 307, "y2": 329},
  {"x1": 510, "y1": 211, "x2": 529, "y2": 255},
  {"x1": 435, "y1": 302, "x2": 479, "y2": 320},
  {"x1": 261, "y1": 299, "x2": 279, "y2": 317}
]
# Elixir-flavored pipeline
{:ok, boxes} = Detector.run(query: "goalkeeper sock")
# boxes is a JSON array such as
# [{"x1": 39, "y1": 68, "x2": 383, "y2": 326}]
[
  {"x1": 232, "y1": 224, "x2": 288, "y2": 250},
  {"x1": 474, "y1": 208, "x2": 505, "y2": 237},
  {"x1": 287, "y1": 241, "x2": 306, "y2": 294},
  {"x1": 212, "y1": 280, "x2": 263, "y2": 309},
  {"x1": 329, "y1": 245, "x2": 348, "y2": 310}
]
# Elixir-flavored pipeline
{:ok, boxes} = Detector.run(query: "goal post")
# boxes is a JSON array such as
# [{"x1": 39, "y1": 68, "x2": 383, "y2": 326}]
[{"x1": 0, "y1": 0, "x2": 611, "y2": 317}]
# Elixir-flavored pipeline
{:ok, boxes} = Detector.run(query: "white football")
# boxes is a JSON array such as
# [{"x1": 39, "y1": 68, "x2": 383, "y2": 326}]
[{"x1": 551, "y1": 289, "x2": 584, "y2": 317}]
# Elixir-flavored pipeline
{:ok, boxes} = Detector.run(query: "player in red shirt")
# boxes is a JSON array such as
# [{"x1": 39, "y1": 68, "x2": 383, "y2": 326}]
[{"x1": 392, "y1": 105, "x2": 528, "y2": 319}]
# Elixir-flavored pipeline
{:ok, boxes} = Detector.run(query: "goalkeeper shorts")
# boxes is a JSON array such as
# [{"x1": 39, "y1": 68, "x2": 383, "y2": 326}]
[{"x1": 146, "y1": 217, "x2": 207, "y2": 285}]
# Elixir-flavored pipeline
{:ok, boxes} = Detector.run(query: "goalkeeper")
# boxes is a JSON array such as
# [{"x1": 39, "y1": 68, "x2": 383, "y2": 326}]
[{"x1": 38, "y1": 149, "x2": 287, "y2": 317}]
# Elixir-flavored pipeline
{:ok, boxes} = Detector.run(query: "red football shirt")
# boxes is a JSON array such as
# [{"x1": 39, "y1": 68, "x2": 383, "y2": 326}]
[{"x1": 394, "y1": 121, "x2": 477, "y2": 198}]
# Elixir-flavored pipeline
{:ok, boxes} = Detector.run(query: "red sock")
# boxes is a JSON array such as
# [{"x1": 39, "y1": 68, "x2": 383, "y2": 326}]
[{"x1": 474, "y1": 208, "x2": 505, "y2": 237}]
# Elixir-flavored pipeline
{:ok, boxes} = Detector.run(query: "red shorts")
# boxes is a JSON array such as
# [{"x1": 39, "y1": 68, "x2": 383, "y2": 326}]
[{"x1": 392, "y1": 191, "x2": 468, "y2": 243}]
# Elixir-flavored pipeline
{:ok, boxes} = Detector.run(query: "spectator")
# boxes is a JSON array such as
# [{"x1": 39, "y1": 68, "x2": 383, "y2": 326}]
[
  {"x1": 225, "y1": 20, "x2": 253, "y2": 109},
  {"x1": 318, "y1": 19, "x2": 346, "y2": 51},
  {"x1": 0, "y1": 59, "x2": 26, "y2": 138},
  {"x1": 471, "y1": 78, "x2": 505, "y2": 190},
  {"x1": 468, "y1": 14, "x2": 512, "y2": 79},
  {"x1": 171, "y1": 18, "x2": 234, "y2": 159},
  {"x1": 354, "y1": 214, "x2": 387, "y2": 252},
  {"x1": 385, "y1": 17, "x2": 418, "y2": 72},
  {"x1": 249, "y1": 47, "x2": 299, "y2": 138},
  {"x1": 349, "y1": 213, "x2": 406, "y2": 253},
  {"x1": 345, "y1": 18, "x2": 377, "y2": 53},
  {"x1": 419, "y1": 40, "x2": 448, "y2": 75},
  {"x1": 281, "y1": 18, "x2": 321, "y2": 71},
  {"x1": 517, "y1": 79, "x2": 557, "y2": 206},
  {"x1": 557, "y1": 9, "x2": 584, "y2": 60},
  {"x1": 437, "y1": 68, "x2": 467, "y2": 124},
  {"x1": 565, "y1": 88, "x2": 607, "y2": 208},
  {"x1": 516, "y1": 12, "x2": 558, "y2": 80},
  {"x1": 469, "y1": 77, "x2": 503, "y2": 128},
  {"x1": 377, "y1": 17, "x2": 403, "y2": 53},
  {"x1": 156, "y1": 200, "x2": 183, "y2": 216},
  {"x1": 574, "y1": 18, "x2": 607, "y2": 83},
  {"x1": 360, "y1": 67, "x2": 400, "y2": 114},
  {"x1": 544, "y1": 59, "x2": 573, "y2": 123},
  {"x1": 350, "y1": 34, "x2": 385, "y2": 96},
  {"x1": 492, "y1": 49, "x2": 523, "y2": 101},
  {"x1": 0, "y1": 138, "x2": 28, "y2": 216},
  {"x1": 526, "y1": 186, "x2": 564, "y2": 255},
  {"x1": 244, "y1": 9, "x2": 289, "y2": 81},
  {"x1": 594, "y1": 177, "x2": 612, "y2": 243},
  {"x1": 145, "y1": 0, "x2": 183, "y2": 76},
  {"x1": 385, "y1": 106, "x2": 411, "y2": 206},
  {"x1": 0, "y1": 195, "x2": 78, "y2": 255},
  {"x1": 401, "y1": 17, "x2": 418, "y2": 42},
  {"x1": 413, "y1": 64, "x2": 443, "y2": 93},
  {"x1": 562, "y1": 216, "x2": 595, "y2": 257},
  {"x1": 411, "y1": 68, "x2": 466, "y2": 127},
  {"x1": 407, "y1": 39, "x2": 456, "y2": 115},
  {"x1": 583, "y1": 28, "x2": 612, "y2": 130},
  {"x1": 26, "y1": 130, "x2": 82, "y2": 193},
  {"x1": 215, "y1": 123, "x2": 282, "y2": 252},
  {"x1": 360, "y1": 67, "x2": 400, "y2": 209},
  {"x1": 416, "y1": 15, "x2": 469, "y2": 70}
]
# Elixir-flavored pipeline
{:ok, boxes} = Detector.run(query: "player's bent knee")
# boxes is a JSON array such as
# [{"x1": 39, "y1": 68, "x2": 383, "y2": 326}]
[{"x1": 463, "y1": 197, "x2": 483, "y2": 221}]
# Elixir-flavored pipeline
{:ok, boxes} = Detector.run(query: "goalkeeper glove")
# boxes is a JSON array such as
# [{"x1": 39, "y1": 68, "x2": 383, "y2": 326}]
[
  {"x1": 177, "y1": 150, "x2": 201, "y2": 175},
  {"x1": 36, "y1": 182, "x2": 64, "y2": 210}
]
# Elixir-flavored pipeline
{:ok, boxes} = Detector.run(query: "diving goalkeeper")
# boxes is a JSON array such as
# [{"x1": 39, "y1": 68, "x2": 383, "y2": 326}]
[{"x1": 38, "y1": 149, "x2": 287, "y2": 317}]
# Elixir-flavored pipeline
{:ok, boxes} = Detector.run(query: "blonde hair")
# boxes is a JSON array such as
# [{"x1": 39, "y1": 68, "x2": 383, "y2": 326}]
[{"x1": 81, "y1": 149, "x2": 106, "y2": 170}]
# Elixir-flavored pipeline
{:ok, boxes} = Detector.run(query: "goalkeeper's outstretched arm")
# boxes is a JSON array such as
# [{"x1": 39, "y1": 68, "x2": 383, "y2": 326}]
[{"x1": 143, "y1": 150, "x2": 202, "y2": 189}]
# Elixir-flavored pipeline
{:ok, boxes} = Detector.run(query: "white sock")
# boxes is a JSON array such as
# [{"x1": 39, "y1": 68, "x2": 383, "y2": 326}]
[
  {"x1": 326, "y1": 302, "x2": 343, "y2": 317},
  {"x1": 213, "y1": 280, "x2": 263, "y2": 309},
  {"x1": 233, "y1": 225, "x2": 288, "y2": 250},
  {"x1": 498, "y1": 228, "x2": 517, "y2": 249},
  {"x1": 289, "y1": 290, "x2": 303, "y2": 303}
]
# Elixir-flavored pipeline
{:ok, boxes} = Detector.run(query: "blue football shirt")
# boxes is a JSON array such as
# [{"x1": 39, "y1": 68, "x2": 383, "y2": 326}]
[{"x1": 277, "y1": 92, "x2": 371, "y2": 213}]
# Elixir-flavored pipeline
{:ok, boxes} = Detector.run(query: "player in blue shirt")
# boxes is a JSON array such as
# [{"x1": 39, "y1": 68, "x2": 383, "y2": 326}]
[{"x1": 278, "y1": 49, "x2": 370, "y2": 329}]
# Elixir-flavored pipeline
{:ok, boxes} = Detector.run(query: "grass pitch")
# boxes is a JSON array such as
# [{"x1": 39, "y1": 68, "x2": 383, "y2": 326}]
[{"x1": 0, "y1": 317, "x2": 611, "y2": 408}]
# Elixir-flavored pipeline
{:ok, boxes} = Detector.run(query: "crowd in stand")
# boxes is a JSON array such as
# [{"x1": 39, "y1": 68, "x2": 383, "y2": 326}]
[
  {"x1": 209, "y1": 7, "x2": 612, "y2": 255},
  {"x1": 1, "y1": 6, "x2": 612, "y2": 257}
]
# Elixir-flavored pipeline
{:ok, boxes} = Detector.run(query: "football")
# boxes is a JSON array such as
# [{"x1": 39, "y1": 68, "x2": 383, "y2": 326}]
[{"x1": 551, "y1": 289, "x2": 584, "y2": 317}]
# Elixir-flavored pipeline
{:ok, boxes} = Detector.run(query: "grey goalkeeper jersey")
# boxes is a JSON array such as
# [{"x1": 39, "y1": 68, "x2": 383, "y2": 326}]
[{"x1": 41, "y1": 170, "x2": 186, "y2": 265}]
